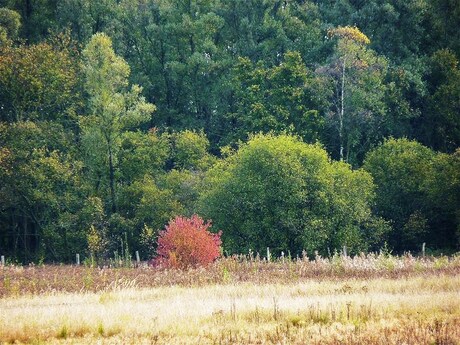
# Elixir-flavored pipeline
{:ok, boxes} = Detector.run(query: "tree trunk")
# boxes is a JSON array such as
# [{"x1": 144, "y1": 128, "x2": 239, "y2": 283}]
[
  {"x1": 108, "y1": 144, "x2": 117, "y2": 214},
  {"x1": 23, "y1": 215, "x2": 28, "y2": 263},
  {"x1": 339, "y1": 58, "x2": 346, "y2": 161}
]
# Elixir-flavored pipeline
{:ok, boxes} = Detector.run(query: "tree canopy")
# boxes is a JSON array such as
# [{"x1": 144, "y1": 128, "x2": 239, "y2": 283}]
[{"x1": 0, "y1": 0, "x2": 459, "y2": 263}]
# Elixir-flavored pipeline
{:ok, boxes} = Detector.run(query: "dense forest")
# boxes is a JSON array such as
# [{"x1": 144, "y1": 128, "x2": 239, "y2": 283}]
[{"x1": 0, "y1": 0, "x2": 459, "y2": 264}]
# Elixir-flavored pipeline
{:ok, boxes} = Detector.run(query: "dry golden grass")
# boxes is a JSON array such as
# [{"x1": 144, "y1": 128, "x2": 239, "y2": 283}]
[{"x1": 1, "y1": 272, "x2": 459, "y2": 344}]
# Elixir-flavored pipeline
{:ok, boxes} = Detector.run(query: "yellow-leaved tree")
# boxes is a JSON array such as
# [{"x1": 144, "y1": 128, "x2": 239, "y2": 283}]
[{"x1": 321, "y1": 26, "x2": 388, "y2": 165}]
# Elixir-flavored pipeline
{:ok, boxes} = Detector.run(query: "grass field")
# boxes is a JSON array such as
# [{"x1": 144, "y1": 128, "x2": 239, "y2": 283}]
[{"x1": 1, "y1": 253, "x2": 460, "y2": 344}]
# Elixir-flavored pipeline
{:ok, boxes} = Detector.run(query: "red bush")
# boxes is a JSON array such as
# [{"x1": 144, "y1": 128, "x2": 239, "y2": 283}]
[{"x1": 153, "y1": 215, "x2": 222, "y2": 269}]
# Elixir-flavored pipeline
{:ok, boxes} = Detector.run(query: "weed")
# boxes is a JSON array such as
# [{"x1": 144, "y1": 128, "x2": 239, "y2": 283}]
[
  {"x1": 99, "y1": 292, "x2": 116, "y2": 304},
  {"x1": 97, "y1": 322, "x2": 104, "y2": 336},
  {"x1": 221, "y1": 266, "x2": 231, "y2": 283},
  {"x1": 57, "y1": 325, "x2": 68, "y2": 339},
  {"x1": 287, "y1": 314, "x2": 305, "y2": 327},
  {"x1": 434, "y1": 256, "x2": 449, "y2": 269}
]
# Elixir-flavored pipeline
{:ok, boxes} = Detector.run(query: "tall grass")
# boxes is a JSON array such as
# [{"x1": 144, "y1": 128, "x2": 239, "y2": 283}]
[
  {"x1": 1, "y1": 252, "x2": 459, "y2": 297},
  {"x1": 1, "y1": 253, "x2": 459, "y2": 344},
  {"x1": 1, "y1": 274, "x2": 459, "y2": 344}
]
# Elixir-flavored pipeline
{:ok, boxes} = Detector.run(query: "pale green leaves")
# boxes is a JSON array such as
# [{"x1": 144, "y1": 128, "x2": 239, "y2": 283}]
[
  {"x1": 83, "y1": 33, "x2": 129, "y2": 95},
  {"x1": 80, "y1": 32, "x2": 155, "y2": 213},
  {"x1": 81, "y1": 32, "x2": 155, "y2": 137}
]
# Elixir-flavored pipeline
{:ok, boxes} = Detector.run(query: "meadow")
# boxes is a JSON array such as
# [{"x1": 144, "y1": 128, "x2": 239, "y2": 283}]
[{"x1": 1, "y1": 253, "x2": 460, "y2": 344}]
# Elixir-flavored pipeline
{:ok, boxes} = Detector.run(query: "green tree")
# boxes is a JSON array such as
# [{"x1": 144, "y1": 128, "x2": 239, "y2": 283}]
[
  {"x1": 317, "y1": 0, "x2": 429, "y2": 61},
  {"x1": 217, "y1": 0, "x2": 323, "y2": 64},
  {"x1": 115, "y1": 128, "x2": 215, "y2": 255},
  {"x1": 56, "y1": 0, "x2": 118, "y2": 43},
  {"x1": 0, "y1": 7, "x2": 20, "y2": 44},
  {"x1": 0, "y1": 33, "x2": 81, "y2": 124},
  {"x1": 169, "y1": 129, "x2": 215, "y2": 171},
  {"x1": 363, "y1": 138, "x2": 459, "y2": 251},
  {"x1": 0, "y1": 0, "x2": 58, "y2": 42},
  {"x1": 424, "y1": 149, "x2": 460, "y2": 249},
  {"x1": 119, "y1": 175, "x2": 183, "y2": 232},
  {"x1": 113, "y1": 0, "x2": 227, "y2": 133},
  {"x1": 419, "y1": 49, "x2": 460, "y2": 152},
  {"x1": 382, "y1": 58, "x2": 427, "y2": 139},
  {"x1": 116, "y1": 172, "x2": 184, "y2": 257},
  {"x1": 112, "y1": 0, "x2": 325, "y2": 146},
  {"x1": 0, "y1": 121, "x2": 88, "y2": 262},
  {"x1": 321, "y1": 26, "x2": 388, "y2": 165},
  {"x1": 427, "y1": 0, "x2": 460, "y2": 57},
  {"x1": 158, "y1": 169, "x2": 202, "y2": 217},
  {"x1": 81, "y1": 32, "x2": 155, "y2": 213},
  {"x1": 200, "y1": 133, "x2": 384, "y2": 255},
  {"x1": 228, "y1": 51, "x2": 328, "y2": 145},
  {"x1": 118, "y1": 129, "x2": 170, "y2": 183}
]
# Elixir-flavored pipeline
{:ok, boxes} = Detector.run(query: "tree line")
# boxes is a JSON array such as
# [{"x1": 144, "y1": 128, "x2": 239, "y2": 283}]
[{"x1": 0, "y1": 0, "x2": 459, "y2": 263}]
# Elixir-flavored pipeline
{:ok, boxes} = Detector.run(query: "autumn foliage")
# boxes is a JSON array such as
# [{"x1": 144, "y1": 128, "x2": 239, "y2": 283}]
[{"x1": 153, "y1": 215, "x2": 222, "y2": 269}]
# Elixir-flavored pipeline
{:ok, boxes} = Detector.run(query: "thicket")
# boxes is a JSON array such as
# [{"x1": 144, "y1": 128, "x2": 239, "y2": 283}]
[{"x1": 0, "y1": 0, "x2": 459, "y2": 263}]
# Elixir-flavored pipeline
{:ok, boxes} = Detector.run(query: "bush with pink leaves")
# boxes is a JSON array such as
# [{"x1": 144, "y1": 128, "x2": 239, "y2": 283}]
[{"x1": 153, "y1": 215, "x2": 222, "y2": 269}]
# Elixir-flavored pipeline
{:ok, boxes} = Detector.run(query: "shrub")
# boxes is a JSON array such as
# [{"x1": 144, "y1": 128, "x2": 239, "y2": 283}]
[
  {"x1": 200, "y1": 133, "x2": 380, "y2": 256},
  {"x1": 153, "y1": 215, "x2": 222, "y2": 269}
]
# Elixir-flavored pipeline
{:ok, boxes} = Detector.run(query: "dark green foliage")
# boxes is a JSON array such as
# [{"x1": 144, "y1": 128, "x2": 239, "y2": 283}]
[
  {"x1": 363, "y1": 138, "x2": 459, "y2": 251},
  {"x1": 418, "y1": 49, "x2": 460, "y2": 152},
  {"x1": 0, "y1": 121, "x2": 88, "y2": 262},
  {"x1": 0, "y1": 33, "x2": 81, "y2": 124},
  {"x1": 0, "y1": 7, "x2": 20, "y2": 43},
  {"x1": 118, "y1": 130, "x2": 170, "y2": 182},
  {"x1": 426, "y1": 0, "x2": 460, "y2": 57},
  {"x1": 227, "y1": 51, "x2": 328, "y2": 145},
  {"x1": 0, "y1": 0, "x2": 58, "y2": 42},
  {"x1": 317, "y1": 0, "x2": 429, "y2": 61},
  {"x1": 56, "y1": 0, "x2": 118, "y2": 43}
]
